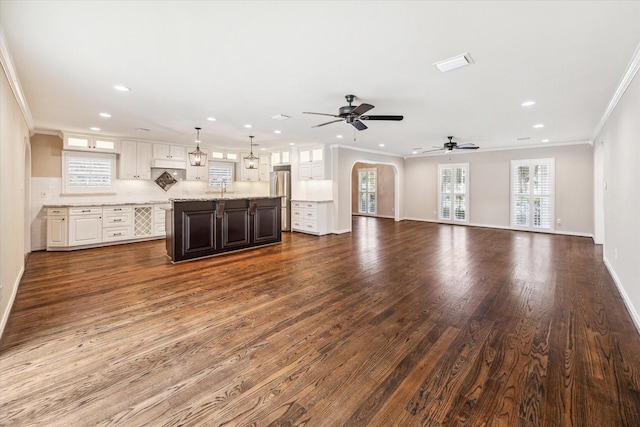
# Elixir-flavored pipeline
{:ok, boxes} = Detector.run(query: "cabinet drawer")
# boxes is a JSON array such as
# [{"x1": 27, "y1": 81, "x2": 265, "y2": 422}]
[
  {"x1": 303, "y1": 220, "x2": 318, "y2": 232},
  {"x1": 69, "y1": 207, "x2": 102, "y2": 215},
  {"x1": 103, "y1": 212, "x2": 133, "y2": 227},
  {"x1": 292, "y1": 219, "x2": 304, "y2": 230},
  {"x1": 303, "y1": 202, "x2": 317, "y2": 209},
  {"x1": 292, "y1": 201, "x2": 305, "y2": 209},
  {"x1": 303, "y1": 209, "x2": 318, "y2": 220},
  {"x1": 47, "y1": 208, "x2": 67, "y2": 216},
  {"x1": 103, "y1": 206, "x2": 133, "y2": 214},
  {"x1": 292, "y1": 208, "x2": 304, "y2": 218},
  {"x1": 103, "y1": 227, "x2": 132, "y2": 241}
]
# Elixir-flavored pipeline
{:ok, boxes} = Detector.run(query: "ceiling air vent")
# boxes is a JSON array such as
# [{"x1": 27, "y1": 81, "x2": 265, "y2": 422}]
[
  {"x1": 517, "y1": 136, "x2": 531, "y2": 141},
  {"x1": 433, "y1": 53, "x2": 474, "y2": 72}
]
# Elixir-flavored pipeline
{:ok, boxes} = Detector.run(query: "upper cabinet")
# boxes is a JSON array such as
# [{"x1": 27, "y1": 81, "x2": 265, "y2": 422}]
[
  {"x1": 271, "y1": 150, "x2": 291, "y2": 166},
  {"x1": 119, "y1": 140, "x2": 152, "y2": 180},
  {"x1": 209, "y1": 150, "x2": 238, "y2": 162},
  {"x1": 153, "y1": 143, "x2": 186, "y2": 161},
  {"x1": 63, "y1": 133, "x2": 118, "y2": 154},
  {"x1": 186, "y1": 148, "x2": 209, "y2": 181},
  {"x1": 298, "y1": 145, "x2": 329, "y2": 180},
  {"x1": 238, "y1": 154, "x2": 270, "y2": 181}
]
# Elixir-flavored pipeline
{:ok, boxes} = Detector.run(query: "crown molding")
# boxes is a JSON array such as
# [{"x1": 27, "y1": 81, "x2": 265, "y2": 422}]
[
  {"x1": 591, "y1": 41, "x2": 640, "y2": 142},
  {"x1": 0, "y1": 27, "x2": 35, "y2": 131}
]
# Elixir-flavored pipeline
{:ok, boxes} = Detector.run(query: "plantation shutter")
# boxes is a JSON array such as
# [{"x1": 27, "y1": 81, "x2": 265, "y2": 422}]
[{"x1": 511, "y1": 159, "x2": 554, "y2": 231}]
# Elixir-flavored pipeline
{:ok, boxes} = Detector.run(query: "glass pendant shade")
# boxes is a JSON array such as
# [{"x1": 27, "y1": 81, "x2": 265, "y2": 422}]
[
  {"x1": 243, "y1": 136, "x2": 259, "y2": 169},
  {"x1": 189, "y1": 127, "x2": 207, "y2": 167}
]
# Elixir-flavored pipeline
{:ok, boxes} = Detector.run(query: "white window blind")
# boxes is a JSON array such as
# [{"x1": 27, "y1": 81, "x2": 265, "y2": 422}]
[
  {"x1": 62, "y1": 151, "x2": 115, "y2": 194},
  {"x1": 358, "y1": 168, "x2": 376, "y2": 214},
  {"x1": 438, "y1": 163, "x2": 469, "y2": 223},
  {"x1": 511, "y1": 158, "x2": 555, "y2": 231},
  {"x1": 208, "y1": 162, "x2": 234, "y2": 189}
]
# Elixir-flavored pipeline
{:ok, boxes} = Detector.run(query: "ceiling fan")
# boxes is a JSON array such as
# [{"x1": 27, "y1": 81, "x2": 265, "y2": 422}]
[
  {"x1": 303, "y1": 94, "x2": 404, "y2": 131},
  {"x1": 423, "y1": 136, "x2": 480, "y2": 153}
]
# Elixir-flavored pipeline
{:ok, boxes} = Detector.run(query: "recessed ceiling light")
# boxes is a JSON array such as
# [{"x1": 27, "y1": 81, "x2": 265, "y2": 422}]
[
  {"x1": 336, "y1": 135, "x2": 343, "y2": 139},
  {"x1": 289, "y1": 142, "x2": 295, "y2": 146},
  {"x1": 113, "y1": 85, "x2": 131, "y2": 92},
  {"x1": 207, "y1": 117, "x2": 216, "y2": 122},
  {"x1": 521, "y1": 101, "x2": 536, "y2": 107},
  {"x1": 90, "y1": 127, "x2": 101, "y2": 131},
  {"x1": 244, "y1": 124, "x2": 252, "y2": 128},
  {"x1": 271, "y1": 114, "x2": 290, "y2": 120},
  {"x1": 260, "y1": 147, "x2": 266, "y2": 151},
  {"x1": 541, "y1": 139, "x2": 550, "y2": 143},
  {"x1": 99, "y1": 112, "x2": 111, "y2": 118},
  {"x1": 379, "y1": 144, "x2": 385, "y2": 147},
  {"x1": 533, "y1": 123, "x2": 544, "y2": 128},
  {"x1": 433, "y1": 53, "x2": 474, "y2": 72},
  {"x1": 274, "y1": 130, "x2": 282, "y2": 134},
  {"x1": 412, "y1": 151, "x2": 418, "y2": 154}
]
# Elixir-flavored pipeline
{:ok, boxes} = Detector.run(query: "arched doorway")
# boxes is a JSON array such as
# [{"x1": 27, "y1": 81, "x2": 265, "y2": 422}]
[{"x1": 350, "y1": 160, "x2": 399, "y2": 221}]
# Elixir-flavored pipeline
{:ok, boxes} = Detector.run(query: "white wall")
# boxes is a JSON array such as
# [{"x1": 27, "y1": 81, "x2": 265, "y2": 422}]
[
  {"x1": 403, "y1": 143, "x2": 594, "y2": 236},
  {"x1": 595, "y1": 72, "x2": 640, "y2": 329},
  {"x1": 0, "y1": 65, "x2": 29, "y2": 338}
]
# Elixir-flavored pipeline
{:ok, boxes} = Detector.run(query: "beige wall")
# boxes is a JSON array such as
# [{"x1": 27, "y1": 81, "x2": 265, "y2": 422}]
[
  {"x1": 31, "y1": 133, "x2": 62, "y2": 177},
  {"x1": 0, "y1": 65, "x2": 29, "y2": 337},
  {"x1": 595, "y1": 72, "x2": 640, "y2": 329},
  {"x1": 403, "y1": 143, "x2": 594, "y2": 236},
  {"x1": 351, "y1": 162, "x2": 395, "y2": 217}
]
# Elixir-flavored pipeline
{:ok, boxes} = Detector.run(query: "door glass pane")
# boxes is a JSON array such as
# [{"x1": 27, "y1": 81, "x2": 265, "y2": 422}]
[
  {"x1": 454, "y1": 195, "x2": 466, "y2": 220},
  {"x1": 533, "y1": 164, "x2": 550, "y2": 195},
  {"x1": 514, "y1": 196, "x2": 530, "y2": 226},
  {"x1": 534, "y1": 197, "x2": 551, "y2": 228},
  {"x1": 368, "y1": 193, "x2": 376, "y2": 214},
  {"x1": 440, "y1": 169, "x2": 451, "y2": 193},
  {"x1": 515, "y1": 166, "x2": 530, "y2": 194},
  {"x1": 441, "y1": 194, "x2": 451, "y2": 220},
  {"x1": 455, "y1": 168, "x2": 466, "y2": 194},
  {"x1": 359, "y1": 193, "x2": 366, "y2": 213}
]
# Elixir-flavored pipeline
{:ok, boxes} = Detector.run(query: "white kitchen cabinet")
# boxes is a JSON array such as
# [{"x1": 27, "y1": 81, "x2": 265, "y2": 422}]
[
  {"x1": 119, "y1": 140, "x2": 152, "y2": 180},
  {"x1": 102, "y1": 206, "x2": 133, "y2": 242},
  {"x1": 46, "y1": 208, "x2": 68, "y2": 248},
  {"x1": 68, "y1": 207, "x2": 103, "y2": 246},
  {"x1": 271, "y1": 150, "x2": 291, "y2": 165},
  {"x1": 239, "y1": 154, "x2": 270, "y2": 181},
  {"x1": 186, "y1": 148, "x2": 209, "y2": 181},
  {"x1": 153, "y1": 143, "x2": 186, "y2": 161},
  {"x1": 63, "y1": 133, "x2": 119, "y2": 154},
  {"x1": 153, "y1": 204, "x2": 170, "y2": 236},
  {"x1": 291, "y1": 200, "x2": 332, "y2": 235},
  {"x1": 298, "y1": 146, "x2": 329, "y2": 180}
]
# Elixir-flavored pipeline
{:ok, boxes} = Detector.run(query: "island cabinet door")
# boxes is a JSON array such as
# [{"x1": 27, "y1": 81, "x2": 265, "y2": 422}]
[
  {"x1": 173, "y1": 201, "x2": 217, "y2": 261},
  {"x1": 253, "y1": 203, "x2": 281, "y2": 244},
  {"x1": 221, "y1": 206, "x2": 250, "y2": 249}
]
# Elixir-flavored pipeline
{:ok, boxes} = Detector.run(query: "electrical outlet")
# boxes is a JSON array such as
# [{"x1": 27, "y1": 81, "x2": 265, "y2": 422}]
[
  {"x1": 41, "y1": 191, "x2": 47, "y2": 198},
  {"x1": 556, "y1": 218, "x2": 562, "y2": 226}
]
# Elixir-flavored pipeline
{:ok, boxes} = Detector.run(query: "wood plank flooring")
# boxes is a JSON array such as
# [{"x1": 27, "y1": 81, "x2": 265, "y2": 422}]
[{"x1": 1, "y1": 217, "x2": 639, "y2": 426}]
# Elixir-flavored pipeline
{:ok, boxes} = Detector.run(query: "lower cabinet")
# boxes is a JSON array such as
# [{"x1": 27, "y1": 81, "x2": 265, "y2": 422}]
[
  {"x1": 291, "y1": 201, "x2": 332, "y2": 235},
  {"x1": 46, "y1": 202, "x2": 168, "y2": 251},
  {"x1": 168, "y1": 198, "x2": 281, "y2": 262},
  {"x1": 69, "y1": 207, "x2": 103, "y2": 246}
]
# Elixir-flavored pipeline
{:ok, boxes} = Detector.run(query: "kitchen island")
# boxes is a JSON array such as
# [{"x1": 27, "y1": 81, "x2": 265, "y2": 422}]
[{"x1": 165, "y1": 196, "x2": 281, "y2": 263}]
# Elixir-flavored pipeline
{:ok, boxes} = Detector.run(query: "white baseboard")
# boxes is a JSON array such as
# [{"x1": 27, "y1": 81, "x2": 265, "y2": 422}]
[
  {"x1": 332, "y1": 228, "x2": 351, "y2": 234},
  {"x1": 0, "y1": 266, "x2": 24, "y2": 340},
  {"x1": 603, "y1": 256, "x2": 640, "y2": 334}
]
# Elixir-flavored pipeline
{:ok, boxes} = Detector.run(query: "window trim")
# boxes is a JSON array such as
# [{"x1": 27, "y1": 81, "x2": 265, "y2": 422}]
[
  {"x1": 510, "y1": 158, "x2": 555, "y2": 232},
  {"x1": 438, "y1": 163, "x2": 469, "y2": 224},
  {"x1": 62, "y1": 150, "x2": 116, "y2": 195},
  {"x1": 207, "y1": 161, "x2": 235, "y2": 190}
]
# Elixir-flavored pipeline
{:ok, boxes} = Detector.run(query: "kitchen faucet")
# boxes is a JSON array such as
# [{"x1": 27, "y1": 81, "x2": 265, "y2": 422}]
[{"x1": 220, "y1": 179, "x2": 226, "y2": 198}]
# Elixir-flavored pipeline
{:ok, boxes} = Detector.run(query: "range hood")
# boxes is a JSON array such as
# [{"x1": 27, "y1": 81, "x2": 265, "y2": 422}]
[{"x1": 151, "y1": 159, "x2": 187, "y2": 169}]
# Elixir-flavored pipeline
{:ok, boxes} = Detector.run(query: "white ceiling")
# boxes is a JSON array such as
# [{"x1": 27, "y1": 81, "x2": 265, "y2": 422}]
[{"x1": 1, "y1": 1, "x2": 639, "y2": 156}]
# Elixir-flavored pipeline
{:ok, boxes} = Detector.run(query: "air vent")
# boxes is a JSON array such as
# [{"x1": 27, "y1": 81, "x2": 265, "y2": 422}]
[
  {"x1": 271, "y1": 114, "x2": 290, "y2": 120},
  {"x1": 433, "y1": 53, "x2": 474, "y2": 72},
  {"x1": 517, "y1": 136, "x2": 531, "y2": 141}
]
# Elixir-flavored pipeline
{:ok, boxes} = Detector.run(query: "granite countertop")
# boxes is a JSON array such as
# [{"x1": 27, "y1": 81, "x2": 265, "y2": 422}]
[
  {"x1": 44, "y1": 200, "x2": 170, "y2": 208},
  {"x1": 170, "y1": 196, "x2": 281, "y2": 202}
]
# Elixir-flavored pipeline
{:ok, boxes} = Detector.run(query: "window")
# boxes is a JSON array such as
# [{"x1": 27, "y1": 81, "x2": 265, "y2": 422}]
[
  {"x1": 208, "y1": 161, "x2": 234, "y2": 190},
  {"x1": 438, "y1": 163, "x2": 469, "y2": 223},
  {"x1": 358, "y1": 168, "x2": 376, "y2": 214},
  {"x1": 510, "y1": 158, "x2": 555, "y2": 231},
  {"x1": 62, "y1": 151, "x2": 115, "y2": 194}
]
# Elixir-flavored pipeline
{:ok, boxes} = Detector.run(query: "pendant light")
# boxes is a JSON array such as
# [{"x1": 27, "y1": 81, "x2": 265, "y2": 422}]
[
  {"x1": 243, "y1": 135, "x2": 259, "y2": 169},
  {"x1": 189, "y1": 127, "x2": 207, "y2": 167}
]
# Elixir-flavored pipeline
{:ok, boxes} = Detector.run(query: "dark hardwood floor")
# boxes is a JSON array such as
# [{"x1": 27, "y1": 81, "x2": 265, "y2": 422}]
[{"x1": 1, "y1": 217, "x2": 639, "y2": 426}]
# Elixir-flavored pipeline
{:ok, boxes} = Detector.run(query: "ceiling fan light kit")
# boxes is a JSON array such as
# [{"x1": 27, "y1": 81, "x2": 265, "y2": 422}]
[{"x1": 304, "y1": 94, "x2": 403, "y2": 131}]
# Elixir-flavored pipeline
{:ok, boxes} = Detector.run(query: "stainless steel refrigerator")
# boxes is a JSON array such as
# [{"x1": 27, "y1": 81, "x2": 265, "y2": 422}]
[{"x1": 270, "y1": 166, "x2": 291, "y2": 231}]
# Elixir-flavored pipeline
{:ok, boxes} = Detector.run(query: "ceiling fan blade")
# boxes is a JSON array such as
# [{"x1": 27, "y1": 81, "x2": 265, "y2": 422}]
[
  {"x1": 422, "y1": 148, "x2": 444, "y2": 153},
  {"x1": 360, "y1": 115, "x2": 404, "y2": 121},
  {"x1": 351, "y1": 120, "x2": 368, "y2": 131},
  {"x1": 303, "y1": 112, "x2": 340, "y2": 117},
  {"x1": 351, "y1": 103, "x2": 375, "y2": 116},
  {"x1": 456, "y1": 146, "x2": 480, "y2": 149},
  {"x1": 455, "y1": 143, "x2": 476, "y2": 148},
  {"x1": 312, "y1": 119, "x2": 344, "y2": 128}
]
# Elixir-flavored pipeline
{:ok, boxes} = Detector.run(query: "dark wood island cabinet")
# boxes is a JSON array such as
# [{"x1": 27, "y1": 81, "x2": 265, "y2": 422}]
[{"x1": 165, "y1": 197, "x2": 281, "y2": 262}]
